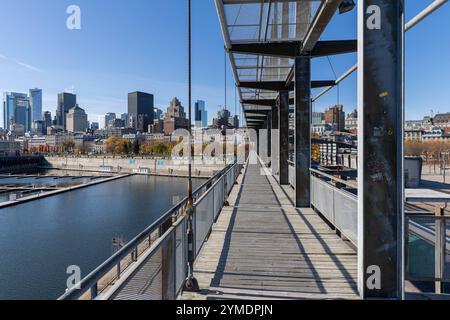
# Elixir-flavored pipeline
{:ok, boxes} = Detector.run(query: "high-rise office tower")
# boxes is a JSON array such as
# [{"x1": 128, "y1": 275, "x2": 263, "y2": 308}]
[
  {"x1": 121, "y1": 113, "x2": 129, "y2": 126},
  {"x1": 163, "y1": 97, "x2": 188, "y2": 135},
  {"x1": 29, "y1": 89, "x2": 42, "y2": 124},
  {"x1": 195, "y1": 100, "x2": 208, "y2": 128},
  {"x1": 166, "y1": 97, "x2": 186, "y2": 119},
  {"x1": 105, "y1": 112, "x2": 116, "y2": 129},
  {"x1": 128, "y1": 92, "x2": 154, "y2": 133},
  {"x1": 56, "y1": 92, "x2": 77, "y2": 129},
  {"x1": 3, "y1": 92, "x2": 30, "y2": 131},
  {"x1": 98, "y1": 115, "x2": 106, "y2": 130},
  {"x1": 43, "y1": 111, "x2": 52, "y2": 133},
  {"x1": 154, "y1": 108, "x2": 163, "y2": 121},
  {"x1": 66, "y1": 105, "x2": 88, "y2": 133}
]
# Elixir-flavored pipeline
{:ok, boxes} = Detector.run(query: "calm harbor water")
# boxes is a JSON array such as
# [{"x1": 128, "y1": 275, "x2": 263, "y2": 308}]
[
  {"x1": 0, "y1": 170, "x2": 113, "y2": 203},
  {"x1": 0, "y1": 174, "x2": 201, "y2": 300}
]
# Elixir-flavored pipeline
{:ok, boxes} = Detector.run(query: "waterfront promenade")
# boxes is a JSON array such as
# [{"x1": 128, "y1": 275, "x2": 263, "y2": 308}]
[{"x1": 182, "y1": 161, "x2": 359, "y2": 300}]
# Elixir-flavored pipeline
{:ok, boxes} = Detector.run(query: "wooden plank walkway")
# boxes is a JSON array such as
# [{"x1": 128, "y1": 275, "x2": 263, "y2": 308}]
[{"x1": 182, "y1": 162, "x2": 359, "y2": 300}]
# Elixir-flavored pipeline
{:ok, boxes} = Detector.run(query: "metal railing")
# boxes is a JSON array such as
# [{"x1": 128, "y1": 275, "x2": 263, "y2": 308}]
[
  {"x1": 405, "y1": 207, "x2": 450, "y2": 294},
  {"x1": 58, "y1": 162, "x2": 243, "y2": 300},
  {"x1": 287, "y1": 163, "x2": 358, "y2": 245},
  {"x1": 290, "y1": 163, "x2": 450, "y2": 294},
  {"x1": 309, "y1": 168, "x2": 358, "y2": 245}
]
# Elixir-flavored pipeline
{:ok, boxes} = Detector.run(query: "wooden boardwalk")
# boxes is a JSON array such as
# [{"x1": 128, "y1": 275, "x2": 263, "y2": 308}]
[{"x1": 182, "y1": 163, "x2": 359, "y2": 300}]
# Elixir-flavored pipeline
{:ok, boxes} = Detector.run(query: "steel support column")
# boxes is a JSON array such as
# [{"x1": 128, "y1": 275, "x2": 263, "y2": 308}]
[
  {"x1": 357, "y1": 0, "x2": 404, "y2": 299},
  {"x1": 259, "y1": 126, "x2": 269, "y2": 164},
  {"x1": 256, "y1": 129, "x2": 260, "y2": 155},
  {"x1": 267, "y1": 112, "x2": 272, "y2": 159},
  {"x1": 294, "y1": 57, "x2": 311, "y2": 208},
  {"x1": 279, "y1": 91, "x2": 289, "y2": 185},
  {"x1": 271, "y1": 104, "x2": 279, "y2": 176}
]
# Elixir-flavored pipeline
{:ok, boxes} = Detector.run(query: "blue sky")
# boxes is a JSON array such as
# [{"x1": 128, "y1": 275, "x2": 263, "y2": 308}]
[{"x1": 0, "y1": 0, "x2": 449, "y2": 126}]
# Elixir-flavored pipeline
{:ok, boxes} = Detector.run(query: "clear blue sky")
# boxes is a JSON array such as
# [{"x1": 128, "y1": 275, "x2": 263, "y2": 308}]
[{"x1": 0, "y1": 0, "x2": 449, "y2": 126}]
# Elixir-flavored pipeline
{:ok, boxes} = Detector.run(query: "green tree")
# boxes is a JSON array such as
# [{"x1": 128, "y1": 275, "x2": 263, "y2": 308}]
[
  {"x1": 133, "y1": 140, "x2": 140, "y2": 155},
  {"x1": 123, "y1": 141, "x2": 130, "y2": 155}
]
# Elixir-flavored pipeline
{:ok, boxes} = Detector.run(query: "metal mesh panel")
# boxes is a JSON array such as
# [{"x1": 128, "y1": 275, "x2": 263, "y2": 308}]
[
  {"x1": 289, "y1": 164, "x2": 295, "y2": 187},
  {"x1": 333, "y1": 189, "x2": 357, "y2": 244},
  {"x1": 175, "y1": 219, "x2": 187, "y2": 295},
  {"x1": 311, "y1": 176, "x2": 334, "y2": 223},
  {"x1": 227, "y1": 169, "x2": 234, "y2": 194},
  {"x1": 112, "y1": 245, "x2": 163, "y2": 300},
  {"x1": 195, "y1": 191, "x2": 215, "y2": 256},
  {"x1": 161, "y1": 232, "x2": 175, "y2": 300},
  {"x1": 213, "y1": 179, "x2": 222, "y2": 219}
]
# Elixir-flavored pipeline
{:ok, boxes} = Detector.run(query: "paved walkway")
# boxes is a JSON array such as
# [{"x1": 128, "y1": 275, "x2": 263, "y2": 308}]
[{"x1": 182, "y1": 162, "x2": 359, "y2": 300}]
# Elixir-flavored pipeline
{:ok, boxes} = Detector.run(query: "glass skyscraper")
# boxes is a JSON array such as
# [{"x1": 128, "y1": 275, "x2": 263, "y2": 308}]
[
  {"x1": 195, "y1": 100, "x2": 208, "y2": 128},
  {"x1": 3, "y1": 92, "x2": 30, "y2": 131},
  {"x1": 29, "y1": 89, "x2": 42, "y2": 124}
]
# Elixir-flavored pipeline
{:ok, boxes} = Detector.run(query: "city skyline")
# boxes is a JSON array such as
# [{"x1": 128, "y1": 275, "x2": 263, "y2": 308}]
[
  {"x1": 3, "y1": 84, "x2": 449, "y2": 133},
  {"x1": 0, "y1": 88, "x2": 240, "y2": 129},
  {"x1": 0, "y1": 1, "x2": 448, "y2": 128}
]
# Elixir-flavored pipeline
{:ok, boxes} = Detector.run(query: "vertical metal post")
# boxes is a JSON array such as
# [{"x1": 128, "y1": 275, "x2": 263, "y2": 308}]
[
  {"x1": 267, "y1": 112, "x2": 272, "y2": 160},
  {"x1": 259, "y1": 128, "x2": 269, "y2": 164},
  {"x1": 435, "y1": 206, "x2": 445, "y2": 294},
  {"x1": 404, "y1": 216, "x2": 410, "y2": 280},
  {"x1": 443, "y1": 153, "x2": 447, "y2": 184},
  {"x1": 90, "y1": 283, "x2": 98, "y2": 300},
  {"x1": 279, "y1": 91, "x2": 289, "y2": 185},
  {"x1": 357, "y1": 0, "x2": 405, "y2": 299},
  {"x1": 294, "y1": 56, "x2": 311, "y2": 208},
  {"x1": 256, "y1": 130, "x2": 260, "y2": 155},
  {"x1": 271, "y1": 104, "x2": 279, "y2": 176},
  {"x1": 184, "y1": 0, "x2": 200, "y2": 292}
]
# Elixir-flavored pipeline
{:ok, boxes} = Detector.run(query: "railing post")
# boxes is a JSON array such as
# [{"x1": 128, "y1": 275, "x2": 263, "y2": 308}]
[
  {"x1": 90, "y1": 283, "x2": 98, "y2": 300},
  {"x1": 404, "y1": 216, "x2": 410, "y2": 279},
  {"x1": 183, "y1": 204, "x2": 200, "y2": 292},
  {"x1": 174, "y1": 226, "x2": 178, "y2": 298},
  {"x1": 223, "y1": 175, "x2": 226, "y2": 203},
  {"x1": 224, "y1": 173, "x2": 227, "y2": 201},
  {"x1": 212, "y1": 180, "x2": 216, "y2": 219},
  {"x1": 435, "y1": 206, "x2": 445, "y2": 294}
]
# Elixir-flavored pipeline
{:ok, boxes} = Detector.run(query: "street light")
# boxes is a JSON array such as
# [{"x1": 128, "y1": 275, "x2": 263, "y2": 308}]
[{"x1": 184, "y1": 0, "x2": 200, "y2": 293}]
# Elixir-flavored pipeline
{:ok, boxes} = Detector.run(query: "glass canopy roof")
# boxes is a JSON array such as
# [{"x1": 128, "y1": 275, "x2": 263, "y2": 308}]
[{"x1": 216, "y1": 0, "x2": 324, "y2": 119}]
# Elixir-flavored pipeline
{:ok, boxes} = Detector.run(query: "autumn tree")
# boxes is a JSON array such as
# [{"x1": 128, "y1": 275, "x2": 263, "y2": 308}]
[
  {"x1": 105, "y1": 136, "x2": 125, "y2": 155},
  {"x1": 61, "y1": 139, "x2": 76, "y2": 153}
]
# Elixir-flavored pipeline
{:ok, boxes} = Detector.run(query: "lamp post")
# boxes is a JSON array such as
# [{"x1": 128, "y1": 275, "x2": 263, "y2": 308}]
[{"x1": 184, "y1": 0, "x2": 200, "y2": 292}]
